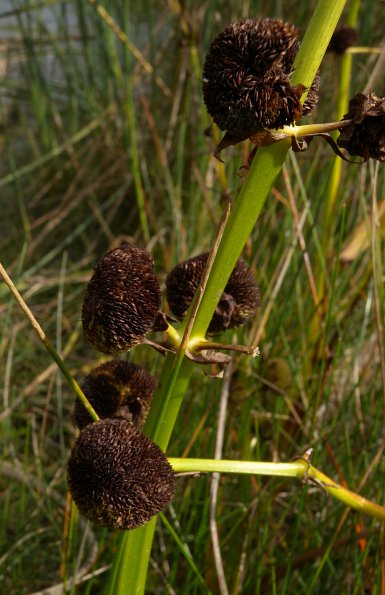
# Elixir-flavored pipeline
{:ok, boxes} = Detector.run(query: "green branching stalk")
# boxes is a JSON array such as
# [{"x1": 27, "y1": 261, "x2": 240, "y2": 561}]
[
  {"x1": 109, "y1": 2, "x2": 349, "y2": 594},
  {"x1": 172, "y1": 458, "x2": 306, "y2": 477},
  {"x1": 170, "y1": 458, "x2": 385, "y2": 522}
]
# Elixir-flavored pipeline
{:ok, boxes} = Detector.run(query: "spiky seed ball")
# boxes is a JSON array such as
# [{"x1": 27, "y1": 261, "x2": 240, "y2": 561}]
[
  {"x1": 73, "y1": 360, "x2": 156, "y2": 430},
  {"x1": 202, "y1": 18, "x2": 319, "y2": 144},
  {"x1": 166, "y1": 252, "x2": 260, "y2": 333},
  {"x1": 337, "y1": 92, "x2": 385, "y2": 162},
  {"x1": 327, "y1": 26, "x2": 358, "y2": 54},
  {"x1": 67, "y1": 418, "x2": 175, "y2": 530},
  {"x1": 82, "y1": 243, "x2": 161, "y2": 353}
]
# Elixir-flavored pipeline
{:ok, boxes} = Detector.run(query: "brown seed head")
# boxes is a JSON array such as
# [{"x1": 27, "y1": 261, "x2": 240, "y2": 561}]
[
  {"x1": 67, "y1": 418, "x2": 175, "y2": 530},
  {"x1": 82, "y1": 243, "x2": 161, "y2": 353},
  {"x1": 337, "y1": 92, "x2": 385, "y2": 162},
  {"x1": 327, "y1": 26, "x2": 358, "y2": 54},
  {"x1": 301, "y1": 72, "x2": 320, "y2": 116},
  {"x1": 166, "y1": 252, "x2": 260, "y2": 333},
  {"x1": 202, "y1": 18, "x2": 318, "y2": 144},
  {"x1": 73, "y1": 360, "x2": 156, "y2": 430}
]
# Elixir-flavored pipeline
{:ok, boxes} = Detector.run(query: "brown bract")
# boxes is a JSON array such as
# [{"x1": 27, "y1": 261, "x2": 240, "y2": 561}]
[
  {"x1": 337, "y1": 92, "x2": 385, "y2": 162},
  {"x1": 166, "y1": 252, "x2": 260, "y2": 333},
  {"x1": 82, "y1": 243, "x2": 161, "y2": 353},
  {"x1": 73, "y1": 360, "x2": 156, "y2": 430},
  {"x1": 67, "y1": 418, "x2": 175, "y2": 530},
  {"x1": 202, "y1": 18, "x2": 319, "y2": 148}
]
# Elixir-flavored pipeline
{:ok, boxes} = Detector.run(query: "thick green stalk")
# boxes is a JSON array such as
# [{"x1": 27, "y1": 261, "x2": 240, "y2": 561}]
[
  {"x1": 188, "y1": 141, "x2": 290, "y2": 338},
  {"x1": 110, "y1": 2, "x2": 348, "y2": 593},
  {"x1": 110, "y1": 518, "x2": 157, "y2": 595},
  {"x1": 292, "y1": 0, "x2": 350, "y2": 91},
  {"x1": 183, "y1": 0, "x2": 348, "y2": 339},
  {"x1": 109, "y1": 141, "x2": 291, "y2": 595}
]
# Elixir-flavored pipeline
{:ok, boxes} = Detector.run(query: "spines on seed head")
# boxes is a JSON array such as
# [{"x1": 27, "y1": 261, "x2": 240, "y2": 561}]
[
  {"x1": 337, "y1": 92, "x2": 385, "y2": 162},
  {"x1": 166, "y1": 252, "x2": 260, "y2": 333},
  {"x1": 67, "y1": 418, "x2": 176, "y2": 530},
  {"x1": 73, "y1": 360, "x2": 156, "y2": 430},
  {"x1": 82, "y1": 243, "x2": 161, "y2": 354},
  {"x1": 202, "y1": 17, "x2": 319, "y2": 145}
]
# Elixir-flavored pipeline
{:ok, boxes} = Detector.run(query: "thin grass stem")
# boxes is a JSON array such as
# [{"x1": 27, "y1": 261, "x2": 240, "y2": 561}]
[{"x1": 0, "y1": 261, "x2": 98, "y2": 422}]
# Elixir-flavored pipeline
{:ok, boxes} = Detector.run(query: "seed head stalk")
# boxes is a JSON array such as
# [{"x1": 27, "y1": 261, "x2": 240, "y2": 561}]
[{"x1": 109, "y1": 2, "x2": 348, "y2": 594}]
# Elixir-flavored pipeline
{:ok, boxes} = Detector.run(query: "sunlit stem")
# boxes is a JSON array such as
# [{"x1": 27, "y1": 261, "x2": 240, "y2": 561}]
[
  {"x1": 165, "y1": 323, "x2": 181, "y2": 347},
  {"x1": 192, "y1": 339, "x2": 260, "y2": 357},
  {"x1": 110, "y1": 1, "x2": 350, "y2": 593},
  {"x1": 170, "y1": 458, "x2": 385, "y2": 522},
  {"x1": 281, "y1": 119, "x2": 351, "y2": 138},
  {"x1": 346, "y1": 46, "x2": 382, "y2": 54}
]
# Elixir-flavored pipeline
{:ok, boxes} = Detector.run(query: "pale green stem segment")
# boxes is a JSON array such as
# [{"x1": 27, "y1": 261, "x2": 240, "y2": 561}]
[
  {"x1": 109, "y1": 1, "x2": 349, "y2": 593},
  {"x1": 171, "y1": 458, "x2": 385, "y2": 522},
  {"x1": 346, "y1": 46, "x2": 382, "y2": 54},
  {"x1": 0, "y1": 261, "x2": 99, "y2": 422},
  {"x1": 172, "y1": 458, "x2": 305, "y2": 477},
  {"x1": 308, "y1": 465, "x2": 385, "y2": 522},
  {"x1": 187, "y1": 140, "x2": 291, "y2": 340},
  {"x1": 291, "y1": 0, "x2": 351, "y2": 93},
  {"x1": 281, "y1": 119, "x2": 350, "y2": 138}
]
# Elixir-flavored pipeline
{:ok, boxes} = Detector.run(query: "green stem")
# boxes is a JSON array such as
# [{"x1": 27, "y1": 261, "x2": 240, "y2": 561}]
[
  {"x1": 110, "y1": 1, "x2": 348, "y2": 593},
  {"x1": 172, "y1": 458, "x2": 304, "y2": 477},
  {"x1": 292, "y1": 0, "x2": 351, "y2": 91},
  {"x1": 188, "y1": 141, "x2": 290, "y2": 339},
  {"x1": 309, "y1": 464, "x2": 385, "y2": 522},
  {"x1": 170, "y1": 458, "x2": 385, "y2": 522},
  {"x1": 110, "y1": 519, "x2": 157, "y2": 595},
  {"x1": 182, "y1": 0, "x2": 349, "y2": 340},
  {"x1": 281, "y1": 119, "x2": 350, "y2": 138}
]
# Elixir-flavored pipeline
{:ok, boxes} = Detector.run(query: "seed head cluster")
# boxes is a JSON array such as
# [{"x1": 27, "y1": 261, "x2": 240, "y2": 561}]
[
  {"x1": 67, "y1": 418, "x2": 176, "y2": 530},
  {"x1": 73, "y1": 360, "x2": 156, "y2": 430},
  {"x1": 82, "y1": 243, "x2": 161, "y2": 353},
  {"x1": 202, "y1": 18, "x2": 319, "y2": 144},
  {"x1": 166, "y1": 252, "x2": 260, "y2": 333},
  {"x1": 337, "y1": 92, "x2": 385, "y2": 162}
]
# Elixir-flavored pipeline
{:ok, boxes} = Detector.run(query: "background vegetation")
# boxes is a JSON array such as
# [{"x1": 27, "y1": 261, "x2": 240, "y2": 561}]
[{"x1": 1, "y1": 0, "x2": 385, "y2": 593}]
